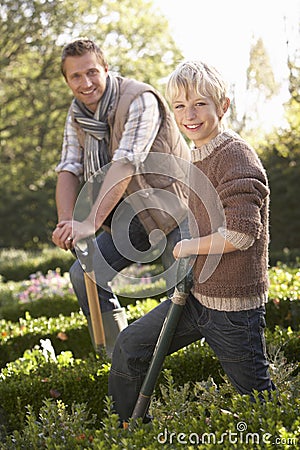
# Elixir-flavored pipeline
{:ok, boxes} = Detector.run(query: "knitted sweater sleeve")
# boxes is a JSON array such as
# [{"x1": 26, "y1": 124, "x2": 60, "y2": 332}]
[{"x1": 215, "y1": 142, "x2": 269, "y2": 240}]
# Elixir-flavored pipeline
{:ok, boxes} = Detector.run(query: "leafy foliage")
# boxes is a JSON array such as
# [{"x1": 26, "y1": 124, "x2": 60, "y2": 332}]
[
  {"x1": 1, "y1": 2, "x2": 299, "y2": 256},
  {"x1": 0, "y1": 347, "x2": 299, "y2": 448},
  {"x1": 0, "y1": 254, "x2": 299, "y2": 447},
  {"x1": 0, "y1": 0, "x2": 182, "y2": 249}
]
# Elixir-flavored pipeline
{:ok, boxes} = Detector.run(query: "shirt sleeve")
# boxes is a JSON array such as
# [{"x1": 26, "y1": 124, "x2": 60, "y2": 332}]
[
  {"x1": 55, "y1": 107, "x2": 84, "y2": 178},
  {"x1": 218, "y1": 227, "x2": 255, "y2": 251},
  {"x1": 112, "y1": 92, "x2": 161, "y2": 168}
]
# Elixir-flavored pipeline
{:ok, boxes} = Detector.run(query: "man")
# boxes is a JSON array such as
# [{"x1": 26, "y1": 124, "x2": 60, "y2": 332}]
[{"x1": 52, "y1": 39, "x2": 190, "y2": 357}]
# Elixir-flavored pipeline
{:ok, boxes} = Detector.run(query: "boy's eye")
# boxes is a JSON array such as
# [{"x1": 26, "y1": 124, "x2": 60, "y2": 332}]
[{"x1": 174, "y1": 104, "x2": 184, "y2": 109}]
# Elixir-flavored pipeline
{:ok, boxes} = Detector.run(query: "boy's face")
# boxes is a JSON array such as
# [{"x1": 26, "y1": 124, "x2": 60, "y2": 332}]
[
  {"x1": 171, "y1": 89, "x2": 223, "y2": 148},
  {"x1": 64, "y1": 52, "x2": 108, "y2": 112}
]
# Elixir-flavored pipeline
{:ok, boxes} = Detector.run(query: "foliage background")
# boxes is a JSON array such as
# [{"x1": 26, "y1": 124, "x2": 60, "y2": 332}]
[
  {"x1": 0, "y1": 0, "x2": 182, "y2": 248},
  {"x1": 0, "y1": 0, "x2": 299, "y2": 257}
]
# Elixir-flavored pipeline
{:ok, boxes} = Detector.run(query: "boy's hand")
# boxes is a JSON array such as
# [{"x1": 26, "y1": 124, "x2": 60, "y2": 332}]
[{"x1": 173, "y1": 239, "x2": 193, "y2": 259}]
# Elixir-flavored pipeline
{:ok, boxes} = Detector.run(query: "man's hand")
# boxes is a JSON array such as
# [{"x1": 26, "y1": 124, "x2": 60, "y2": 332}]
[
  {"x1": 52, "y1": 219, "x2": 95, "y2": 250},
  {"x1": 52, "y1": 220, "x2": 74, "y2": 251},
  {"x1": 70, "y1": 219, "x2": 95, "y2": 246}
]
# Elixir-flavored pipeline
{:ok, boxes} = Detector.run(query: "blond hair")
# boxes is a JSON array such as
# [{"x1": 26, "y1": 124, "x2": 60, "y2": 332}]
[{"x1": 165, "y1": 60, "x2": 228, "y2": 112}]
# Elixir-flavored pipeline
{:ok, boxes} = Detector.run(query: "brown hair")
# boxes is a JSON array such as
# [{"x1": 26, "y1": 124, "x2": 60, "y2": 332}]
[{"x1": 61, "y1": 39, "x2": 108, "y2": 79}]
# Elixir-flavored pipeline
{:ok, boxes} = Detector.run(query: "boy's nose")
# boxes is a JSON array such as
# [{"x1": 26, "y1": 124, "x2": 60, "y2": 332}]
[{"x1": 185, "y1": 106, "x2": 196, "y2": 119}]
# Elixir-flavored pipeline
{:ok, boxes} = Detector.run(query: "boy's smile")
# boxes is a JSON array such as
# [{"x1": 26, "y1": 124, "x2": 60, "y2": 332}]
[{"x1": 172, "y1": 91, "x2": 224, "y2": 148}]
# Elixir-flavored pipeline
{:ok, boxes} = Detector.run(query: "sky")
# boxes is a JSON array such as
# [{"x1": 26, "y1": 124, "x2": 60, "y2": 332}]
[{"x1": 152, "y1": 0, "x2": 299, "y2": 129}]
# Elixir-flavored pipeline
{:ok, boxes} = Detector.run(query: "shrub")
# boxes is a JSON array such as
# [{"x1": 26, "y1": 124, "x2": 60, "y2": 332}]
[
  {"x1": 0, "y1": 253, "x2": 299, "y2": 448},
  {"x1": 0, "y1": 270, "x2": 79, "y2": 322},
  {"x1": 3, "y1": 400, "x2": 97, "y2": 450},
  {"x1": 266, "y1": 264, "x2": 300, "y2": 330},
  {"x1": 1, "y1": 370, "x2": 299, "y2": 449},
  {"x1": 0, "y1": 345, "x2": 109, "y2": 436},
  {"x1": 2, "y1": 260, "x2": 300, "y2": 326},
  {"x1": 0, "y1": 298, "x2": 158, "y2": 369},
  {"x1": 0, "y1": 294, "x2": 79, "y2": 322},
  {"x1": 1, "y1": 326, "x2": 299, "y2": 441},
  {"x1": 0, "y1": 312, "x2": 92, "y2": 368},
  {"x1": 0, "y1": 247, "x2": 74, "y2": 282}
]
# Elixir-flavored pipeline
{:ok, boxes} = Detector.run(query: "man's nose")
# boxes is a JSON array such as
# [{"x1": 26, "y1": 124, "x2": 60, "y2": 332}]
[{"x1": 81, "y1": 75, "x2": 93, "y2": 87}]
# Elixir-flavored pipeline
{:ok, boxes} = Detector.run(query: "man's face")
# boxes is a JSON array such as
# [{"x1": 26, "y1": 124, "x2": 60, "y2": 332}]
[{"x1": 64, "y1": 52, "x2": 108, "y2": 112}]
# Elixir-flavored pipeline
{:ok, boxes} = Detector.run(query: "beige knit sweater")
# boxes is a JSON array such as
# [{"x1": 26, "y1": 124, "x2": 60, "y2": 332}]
[{"x1": 190, "y1": 130, "x2": 270, "y2": 311}]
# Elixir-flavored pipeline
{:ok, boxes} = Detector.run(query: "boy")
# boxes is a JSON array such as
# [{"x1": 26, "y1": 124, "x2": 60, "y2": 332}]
[{"x1": 108, "y1": 60, "x2": 275, "y2": 423}]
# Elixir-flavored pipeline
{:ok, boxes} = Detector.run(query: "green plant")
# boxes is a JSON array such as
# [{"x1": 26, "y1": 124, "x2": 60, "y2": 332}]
[
  {"x1": 3, "y1": 400, "x2": 96, "y2": 449},
  {"x1": 0, "y1": 343, "x2": 109, "y2": 435},
  {"x1": 0, "y1": 270, "x2": 79, "y2": 321},
  {"x1": 0, "y1": 247, "x2": 74, "y2": 282},
  {"x1": 0, "y1": 311, "x2": 91, "y2": 368},
  {"x1": 0, "y1": 253, "x2": 299, "y2": 448}
]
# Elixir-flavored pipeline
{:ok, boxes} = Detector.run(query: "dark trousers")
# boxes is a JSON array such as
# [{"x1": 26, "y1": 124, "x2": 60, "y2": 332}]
[
  {"x1": 69, "y1": 214, "x2": 189, "y2": 315},
  {"x1": 108, "y1": 293, "x2": 275, "y2": 421}
]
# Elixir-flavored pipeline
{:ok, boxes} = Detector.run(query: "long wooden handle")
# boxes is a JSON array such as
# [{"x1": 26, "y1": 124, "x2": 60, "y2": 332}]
[{"x1": 84, "y1": 271, "x2": 106, "y2": 348}]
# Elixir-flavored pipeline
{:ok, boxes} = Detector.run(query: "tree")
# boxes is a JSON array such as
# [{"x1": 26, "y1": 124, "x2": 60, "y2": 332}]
[
  {"x1": 0, "y1": 0, "x2": 182, "y2": 249},
  {"x1": 231, "y1": 37, "x2": 280, "y2": 134},
  {"x1": 259, "y1": 52, "x2": 300, "y2": 256},
  {"x1": 246, "y1": 37, "x2": 280, "y2": 100},
  {"x1": 227, "y1": 33, "x2": 300, "y2": 257}
]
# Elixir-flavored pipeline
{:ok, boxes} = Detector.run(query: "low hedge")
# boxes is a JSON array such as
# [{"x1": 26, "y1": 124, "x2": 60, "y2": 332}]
[
  {"x1": 0, "y1": 247, "x2": 74, "y2": 282},
  {"x1": 0, "y1": 299, "x2": 159, "y2": 369},
  {"x1": 0, "y1": 340, "x2": 220, "y2": 435},
  {"x1": 1, "y1": 245, "x2": 299, "y2": 282},
  {"x1": 0, "y1": 312, "x2": 93, "y2": 368},
  {"x1": 0, "y1": 339, "x2": 299, "y2": 448},
  {"x1": 0, "y1": 351, "x2": 109, "y2": 436},
  {"x1": 0, "y1": 294, "x2": 79, "y2": 322},
  {"x1": 2, "y1": 384, "x2": 300, "y2": 449}
]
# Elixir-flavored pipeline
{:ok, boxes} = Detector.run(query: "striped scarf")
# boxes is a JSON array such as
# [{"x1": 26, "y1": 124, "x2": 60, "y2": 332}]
[{"x1": 72, "y1": 73, "x2": 119, "y2": 182}]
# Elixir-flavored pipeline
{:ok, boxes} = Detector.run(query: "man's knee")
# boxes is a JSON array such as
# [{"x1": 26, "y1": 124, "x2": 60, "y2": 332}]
[
  {"x1": 69, "y1": 259, "x2": 84, "y2": 287},
  {"x1": 69, "y1": 259, "x2": 90, "y2": 315}
]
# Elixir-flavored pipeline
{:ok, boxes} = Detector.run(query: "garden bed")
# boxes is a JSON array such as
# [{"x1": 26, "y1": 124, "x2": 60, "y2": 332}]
[{"x1": 0, "y1": 251, "x2": 299, "y2": 448}]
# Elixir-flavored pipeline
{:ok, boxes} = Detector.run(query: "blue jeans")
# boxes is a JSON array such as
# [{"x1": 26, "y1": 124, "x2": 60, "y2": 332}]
[
  {"x1": 69, "y1": 213, "x2": 189, "y2": 316},
  {"x1": 108, "y1": 293, "x2": 275, "y2": 421}
]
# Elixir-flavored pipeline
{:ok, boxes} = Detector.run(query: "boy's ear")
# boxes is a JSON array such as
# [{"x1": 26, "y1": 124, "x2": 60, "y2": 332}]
[
  {"x1": 218, "y1": 97, "x2": 230, "y2": 119},
  {"x1": 222, "y1": 97, "x2": 230, "y2": 114}
]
